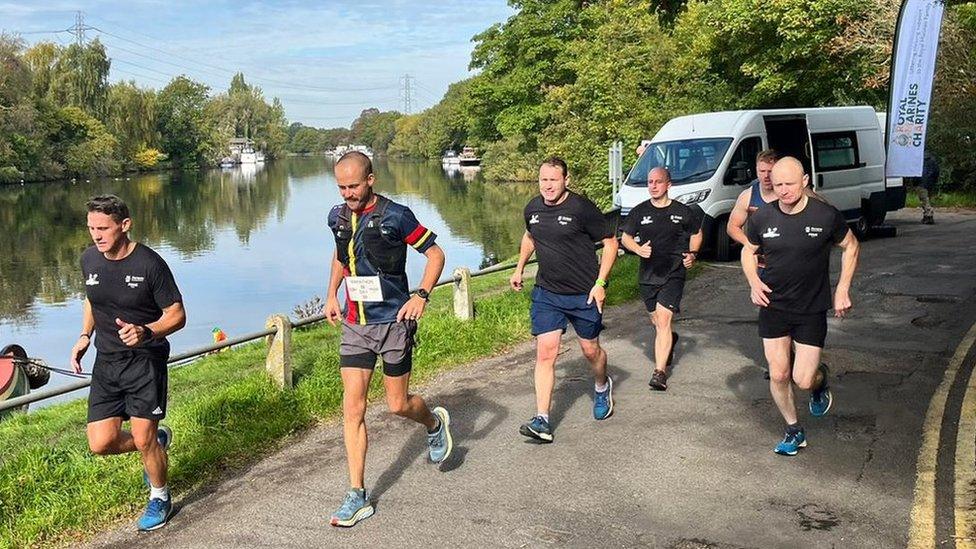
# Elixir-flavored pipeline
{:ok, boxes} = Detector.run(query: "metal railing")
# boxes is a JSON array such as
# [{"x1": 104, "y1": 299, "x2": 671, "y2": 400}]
[{"x1": 0, "y1": 258, "x2": 538, "y2": 412}]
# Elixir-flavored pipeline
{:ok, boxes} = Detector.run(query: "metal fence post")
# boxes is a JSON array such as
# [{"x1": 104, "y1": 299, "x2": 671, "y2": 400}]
[
  {"x1": 265, "y1": 314, "x2": 293, "y2": 389},
  {"x1": 453, "y1": 267, "x2": 474, "y2": 320}
]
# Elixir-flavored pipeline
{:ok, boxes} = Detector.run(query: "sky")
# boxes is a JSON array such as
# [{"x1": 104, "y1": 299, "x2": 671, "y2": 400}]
[{"x1": 1, "y1": 0, "x2": 514, "y2": 128}]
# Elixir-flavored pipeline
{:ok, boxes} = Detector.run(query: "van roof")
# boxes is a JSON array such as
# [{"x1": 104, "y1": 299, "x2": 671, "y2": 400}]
[{"x1": 653, "y1": 106, "x2": 879, "y2": 141}]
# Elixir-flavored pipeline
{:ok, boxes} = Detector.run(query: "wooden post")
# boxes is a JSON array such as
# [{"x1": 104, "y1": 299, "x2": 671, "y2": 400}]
[
  {"x1": 265, "y1": 314, "x2": 293, "y2": 389},
  {"x1": 453, "y1": 267, "x2": 474, "y2": 320}
]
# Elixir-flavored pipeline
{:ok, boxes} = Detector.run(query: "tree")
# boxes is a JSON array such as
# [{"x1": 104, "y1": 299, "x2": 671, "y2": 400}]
[
  {"x1": 156, "y1": 76, "x2": 217, "y2": 167},
  {"x1": 106, "y1": 81, "x2": 158, "y2": 167},
  {"x1": 49, "y1": 39, "x2": 111, "y2": 120}
]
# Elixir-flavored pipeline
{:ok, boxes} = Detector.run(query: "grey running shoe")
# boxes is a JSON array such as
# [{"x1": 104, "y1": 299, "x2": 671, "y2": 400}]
[{"x1": 427, "y1": 406, "x2": 454, "y2": 463}]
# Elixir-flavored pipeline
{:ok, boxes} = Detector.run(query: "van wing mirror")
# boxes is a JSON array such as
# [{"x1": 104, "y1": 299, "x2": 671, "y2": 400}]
[{"x1": 727, "y1": 160, "x2": 752, "y2": 185}]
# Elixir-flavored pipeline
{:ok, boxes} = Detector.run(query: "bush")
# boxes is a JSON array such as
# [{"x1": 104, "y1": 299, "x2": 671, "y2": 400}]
[{"x1": 0, "y1": 166, "x2": 24, "y2": 183}]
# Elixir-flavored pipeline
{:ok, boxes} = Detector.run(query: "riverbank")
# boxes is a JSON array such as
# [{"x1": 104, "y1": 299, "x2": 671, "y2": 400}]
[{"x1": 0, "y1": 256, "x2": 642, "y2": 547}]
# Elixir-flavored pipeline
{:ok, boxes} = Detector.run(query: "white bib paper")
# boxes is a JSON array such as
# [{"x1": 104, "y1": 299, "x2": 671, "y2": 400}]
[{"x1": 346, "y1": 276, "x2": 383, "y2": 302}]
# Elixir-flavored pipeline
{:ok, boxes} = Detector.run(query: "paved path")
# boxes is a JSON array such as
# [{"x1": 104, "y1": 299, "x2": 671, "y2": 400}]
[{"x1": 88, "y1": 210, "x2": 976, "y2": 548}]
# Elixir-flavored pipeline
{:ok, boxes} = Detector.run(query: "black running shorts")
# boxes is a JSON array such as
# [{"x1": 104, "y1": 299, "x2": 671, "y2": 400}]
[
  {"x1": 87, "y1": 350, "x2": 168, "y2": 423},
  {"x1": 640, "y1": 278, "x2": 686, "y2": 314},
  {"x1": 757, "y1": 308, "x2": 828, "y2": 348}
]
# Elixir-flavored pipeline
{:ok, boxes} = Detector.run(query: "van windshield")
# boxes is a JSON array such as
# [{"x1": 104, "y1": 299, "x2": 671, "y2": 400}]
[{"x1": 625, "y1": 138, "x2": 733, "y2": 187}]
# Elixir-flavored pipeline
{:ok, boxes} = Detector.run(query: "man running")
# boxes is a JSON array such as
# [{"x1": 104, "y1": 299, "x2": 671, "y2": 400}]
[
  {"x1": 741, "y1": 157, "x2": 860, "y2": 456},
  {"x1": 620, "y1": 167, "x2": 702, "y2": 391},
  {"x1": 70, "y1": 195, "x2": 186, "y2": 531},
  {"x1": 510, "y1": 157, "x2": 619, "y2": 443},
  {"x1": 324, "y1": 151, "x2": 453, "y2": 527}
]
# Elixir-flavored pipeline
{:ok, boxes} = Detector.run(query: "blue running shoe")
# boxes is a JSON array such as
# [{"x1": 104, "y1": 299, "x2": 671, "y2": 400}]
[
  {"x1": 136, "y1": 497, "x2": 172, "y2": 531},
  {"x1": 427, "y1": 406, "x2": 454, "y2": 464},
  {"x1": 774, "y1": 429, "x2": 807, "y2": 456},
  {"x1": 593, "y1": 376, "x2": 614, "y2": 420},
  {"x1": 809, "y1": 364, "x2": 832, "y2": 417},
  {"x1": 519, "y1": 415, "x2": 553, "y2": 443},
  {"x1": 143, "y1": 425, "x2": 173, "y2": 488},
  {"x1": 330, "y1": 489, "x2": 374, "y2": 527}
]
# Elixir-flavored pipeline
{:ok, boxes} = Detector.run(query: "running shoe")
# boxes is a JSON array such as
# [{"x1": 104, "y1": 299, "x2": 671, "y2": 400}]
[
  {"x1": 809, "y1": 363, "x2": 833, "y2": 417},
  {"x1": 649, "y1": 370, "x2": 668, "y2": 391},
  {"x1": 427, "y1": 406, "x2": 454, "y2": 463},
  {"x1": 519, "y1": 415, "x2": 553, "y2": 443},
  {"x1": 136, "y1": 497, "x2": 173, "y2": 531},
  {"x1": 330, "y1": 489, "x2": 374, "y2": 527},
  {"x1": 593, "y1": 376, "x2": 614, "y2": 420},
  {"x1": 774, "y1": 428, "x2": 807, "y2": 456},
  {"x1": 143, "y1": 425, "x2": 173, "y2": 488}
]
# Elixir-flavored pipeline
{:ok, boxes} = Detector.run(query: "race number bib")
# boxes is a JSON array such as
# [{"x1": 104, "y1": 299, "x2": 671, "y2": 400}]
[{"x1": 346, "y1": 276, "x2": 383, "y2": 302}]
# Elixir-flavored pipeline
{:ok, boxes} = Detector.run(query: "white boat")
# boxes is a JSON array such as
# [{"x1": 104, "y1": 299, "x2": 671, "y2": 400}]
[
  {"x1": 441, "y1": 150, "x2": 461, "y2": 166},
  {"x1": 458, "y1": 146, "x2": 480, "y2": 166},
  {"x1": 240, "y1": 147, "x2": 257, "y2": 164},
  {"x1": 255, "y1": 151, "x2": 266, "y2": 163}
]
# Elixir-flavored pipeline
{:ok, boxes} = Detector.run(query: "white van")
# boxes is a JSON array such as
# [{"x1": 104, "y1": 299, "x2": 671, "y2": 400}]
[{"x1": 614, "y1": 106, "x2": 906, "y2": 259}]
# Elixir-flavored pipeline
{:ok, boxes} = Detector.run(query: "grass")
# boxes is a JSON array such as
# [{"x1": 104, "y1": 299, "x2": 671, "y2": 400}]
[
  {"x1": 0, "y1": 255, "x2": 641, "y2": 548},
  {"x1": 905, "y1": 189, "x2": 976, "y2": 208}
]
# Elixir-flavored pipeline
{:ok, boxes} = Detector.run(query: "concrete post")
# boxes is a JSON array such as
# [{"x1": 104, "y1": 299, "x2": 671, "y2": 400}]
[
  {"x1": 265, "y1": 314, "x2": 293, "y2": 389},
  {"x1": 453, "y1": 267, "x2": 474, "y2": 320}
]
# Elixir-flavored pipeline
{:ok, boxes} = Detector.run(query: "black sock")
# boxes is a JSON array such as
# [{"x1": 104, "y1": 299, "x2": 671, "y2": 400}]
[
  {"x1": 786, "y1": 422, "x2": 803, "y2": 434},
  {"x1": 427, "y1": 417, "x2": 441, "y2": 434}
]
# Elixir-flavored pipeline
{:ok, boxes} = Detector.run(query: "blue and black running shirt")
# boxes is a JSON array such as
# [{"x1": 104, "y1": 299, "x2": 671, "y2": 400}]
[{"x1": 328, "y1": 194, "x2": 437, "y2": 325}]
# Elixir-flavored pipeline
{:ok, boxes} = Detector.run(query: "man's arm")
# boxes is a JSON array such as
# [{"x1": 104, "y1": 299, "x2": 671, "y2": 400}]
[
  {"x1": 324, "y1": 251, "x2": 345, "y2": 325},
  {"x1": 396, "y1": 244, "x2": 445, "y2": 321},
  {"x1": 510, "y1": 231, "x2": 535, "y2": 291},
  {"x1": 683, "y1": 229, "x2": 704, "y2": 268},
  {"x1": 833, "y1": 229, "x2": 860, "y2": 317},
  {"x1": 741, "y1": 242, "x2": 771, "y2": 307},
  {"x1": 587, "y1": 236, "x2": 618, "y2": 313},
  {"x1": 727, "y1": 188, "x2": 752, "y2": 247},
  {"x1": 70, "y1": 299, "x2": 95, "y2": 372},
  {"x1": 117, "y1": 302, "x2": 186, "y2": 347}
]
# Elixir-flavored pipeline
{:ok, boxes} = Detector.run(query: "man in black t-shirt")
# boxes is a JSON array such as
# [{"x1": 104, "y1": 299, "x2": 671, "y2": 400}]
[
  {"x1": 510, "y1": 157, "x2": 619, "y2": 443},
  {"x1": 742, "y1": 157, "x2": 860, "y2": 457},
  {"x1": 620, "y1": 167, "x2": 703, "y2": 391},
  {"x1": 70, "y1": 195, "x2": 186, "y2": 531}
]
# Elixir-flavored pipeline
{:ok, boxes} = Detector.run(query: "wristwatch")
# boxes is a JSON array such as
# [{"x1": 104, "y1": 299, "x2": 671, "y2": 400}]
[
  {"x1": 414, "y1": 289, "x2": 430, "y2": 302},
  {"x1": 595, "y1": 278, "x2": 608, "y2": 288},
  {"x1": 141, "y1": 325, "x2": 155, "y2": 342}
]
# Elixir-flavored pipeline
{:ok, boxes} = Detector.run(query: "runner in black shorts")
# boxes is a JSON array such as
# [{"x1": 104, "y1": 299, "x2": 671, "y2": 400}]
[
  {"x1": 620, "y1": 167, "x2": 703, "y2": 391},
  {"x1": 70, "y1": 195, "x2": 186, "y2": 531},
  {"x1": 323, "y1": 151, "x2": 453, "y2": 527},
  {"x1": 510, "y1": 157, "x2": 619, "y2": 443},
  {"x1": 742, "y1": 157, "x2": 860, "y2": 456}
]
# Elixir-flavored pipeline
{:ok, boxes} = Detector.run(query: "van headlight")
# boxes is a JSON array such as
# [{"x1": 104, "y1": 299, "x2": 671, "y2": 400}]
[{"x1": 675, "y1": 189, "x2": 710, "y2": 205}]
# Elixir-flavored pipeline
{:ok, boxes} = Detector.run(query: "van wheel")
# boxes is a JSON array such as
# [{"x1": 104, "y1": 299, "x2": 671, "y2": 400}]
[
  {"x1": 715, "y1": 218, "x2": 734, "y2": 261},
  {"x1": 852, "y1": 215, "x2": 870, "y2": 240}
]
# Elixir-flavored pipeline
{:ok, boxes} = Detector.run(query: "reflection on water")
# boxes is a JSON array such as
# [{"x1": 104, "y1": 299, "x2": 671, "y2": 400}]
[{"x1": 0, "y1": 158, "x2": 536, "y2": 403}]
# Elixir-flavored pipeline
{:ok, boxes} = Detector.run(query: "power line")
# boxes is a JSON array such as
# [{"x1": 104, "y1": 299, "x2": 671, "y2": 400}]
[
  {"x1": 400, "y1": 74, "x2": 414, "y2": 114},
  {"x1": 68, "y1": 11, "x2": 95, "y2": 46}
]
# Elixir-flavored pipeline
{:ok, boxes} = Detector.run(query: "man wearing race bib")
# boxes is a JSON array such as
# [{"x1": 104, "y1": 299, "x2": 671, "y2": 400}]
[{"x1": 324, "y1": 151, "x2": 453, "y2": 527}]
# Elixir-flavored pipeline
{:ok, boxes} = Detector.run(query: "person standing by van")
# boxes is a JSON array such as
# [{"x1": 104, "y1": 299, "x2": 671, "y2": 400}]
[
  {"x1": 620, "y1": 167, "x2": 702, "y2": 391},
  {"x1": 741, "y1": 157, "x2": 859, "y2": 456},
  {"x1": 727, "y1": 149, "x2": 779, "y2": 247},
  {"x1": 914, "y1": 151, "x2": 939, "y2": 225},
  {"x1": 510, "y1": 157, "x2": 619, "y2": 442}
]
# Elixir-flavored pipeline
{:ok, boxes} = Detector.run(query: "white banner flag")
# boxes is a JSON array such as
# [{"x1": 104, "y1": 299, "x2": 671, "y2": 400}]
[{"x1": 886, "y1": 0, "x2": 945, "y2": 177}]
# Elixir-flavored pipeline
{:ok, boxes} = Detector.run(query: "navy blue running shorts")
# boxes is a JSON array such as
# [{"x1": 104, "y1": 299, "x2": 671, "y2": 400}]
[{"x1": 530, "y1": 285, "x2": 603, "y2": 340}]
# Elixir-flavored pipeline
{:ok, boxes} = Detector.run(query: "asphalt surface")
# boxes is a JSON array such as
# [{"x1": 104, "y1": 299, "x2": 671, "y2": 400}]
[{"x1": 86, "y1": 209, "x2": 976, "y2": 548}]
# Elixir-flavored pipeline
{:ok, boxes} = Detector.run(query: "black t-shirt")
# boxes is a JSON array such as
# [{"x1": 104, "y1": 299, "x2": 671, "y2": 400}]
[
  {"x1": 620, "y1": 200, "x2": 703, "y2": 285},
  {"x1": 525, "y1": 191, "x2": 611, "y2": 295},
  {"x1": 745, "y1": 199, "x2": 849, "y2": 313},
  {"x1": 81, "y1": 244, "x2": 183, "y2": 354}
]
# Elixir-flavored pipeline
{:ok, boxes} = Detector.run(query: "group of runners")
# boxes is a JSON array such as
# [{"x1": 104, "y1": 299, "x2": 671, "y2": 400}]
[{"x1": 71, "y1": 148, "x2": 859, "y2": 531}]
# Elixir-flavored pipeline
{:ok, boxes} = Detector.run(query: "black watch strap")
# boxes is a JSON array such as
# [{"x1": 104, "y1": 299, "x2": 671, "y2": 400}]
[{"x1": 414, "y1": 289, "x2": 430, "y2": 302}]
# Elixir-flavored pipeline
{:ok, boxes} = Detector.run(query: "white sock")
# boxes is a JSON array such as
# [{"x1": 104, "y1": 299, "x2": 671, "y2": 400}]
[
  {"x1": 536, "y1": 413, "x2": 549, "y2": 422},
  {"x1": 149, "y1": 484, "x2": 170, "y2": 502},
  {"x1": 595, "y1": 382, "x2": 608, "y2": 393}
]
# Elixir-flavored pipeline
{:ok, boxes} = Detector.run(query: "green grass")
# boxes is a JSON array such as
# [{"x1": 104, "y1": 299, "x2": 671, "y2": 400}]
[
  {"x1": 905, "y1": 189, "x2": 976, "y2": 208},
  {"x1": 0, "y1": 255, "x2": 641, "y2": 548}
]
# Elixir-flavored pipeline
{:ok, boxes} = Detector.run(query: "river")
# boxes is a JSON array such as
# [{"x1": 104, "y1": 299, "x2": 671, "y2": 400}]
[{"x1": 0, "y1": 158, "x2": 537, "y2": 405}]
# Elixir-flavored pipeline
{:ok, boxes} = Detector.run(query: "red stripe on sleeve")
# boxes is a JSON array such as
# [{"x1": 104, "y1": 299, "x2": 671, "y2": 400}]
[{"x1": 404, "y1": 225, "x2": 427, "y2": 245}]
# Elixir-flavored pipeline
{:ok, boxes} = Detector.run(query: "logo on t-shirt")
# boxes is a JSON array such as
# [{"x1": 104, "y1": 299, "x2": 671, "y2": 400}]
[
  {"x1": 85, "y1": 273, "x2": 99, "y2": 286},
  {"x1": 805, "y1": 226, "x2": 824, "y2": 238},
  {"x1": 640, "y1": 216, "x2": 653, "y2": 225},
  {"x1": 529, "y1": 214, "x2": 540, "y2": 225},
  {"x1": 762, "y1": 227, "x2": 781, "y2": 238},
  {"x1": 670, "y1": 214, "x2": 683, "y2": 224},
  {"x1": 125, "y1": 275, "x2": 145, "y2": 288},
  {"x1": 557, "y1": 215, "x2": 573, "y2": 226}
]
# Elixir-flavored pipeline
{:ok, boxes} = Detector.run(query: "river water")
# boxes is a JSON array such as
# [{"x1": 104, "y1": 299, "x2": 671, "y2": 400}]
[{"x1": 0, "y1": 158, "x2": 536, "y2": 405}]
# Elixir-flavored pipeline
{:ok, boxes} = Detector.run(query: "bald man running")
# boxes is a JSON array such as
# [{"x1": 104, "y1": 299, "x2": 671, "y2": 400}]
[{"x1": 741, "y1": 157, "x2": 860, "y2": 456}]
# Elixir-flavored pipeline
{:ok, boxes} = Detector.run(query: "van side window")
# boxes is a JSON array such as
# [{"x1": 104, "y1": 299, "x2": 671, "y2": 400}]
[
  {"x1": 813, "y1": 131, "x2": 860, "y2": 171},
  {"x1": 723, "y1": 136, "x2": 762, "y2": 185}
]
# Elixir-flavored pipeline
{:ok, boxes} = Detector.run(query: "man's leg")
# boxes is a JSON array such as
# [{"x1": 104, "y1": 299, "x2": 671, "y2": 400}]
[
  {"x1": 341, "y1": 367, "x2": 373, "y2": 489},
  {"x1": 652, "y1": 304, "x2": 675, "y2": 373},
  {"x1": 131, "y1": 417, "x2": 167, "y2": 488},
  {"x1": 86, "y1": 417, "x2": 136, "y2": 456},
  {"x1": 577, "y1": 337, "x2": 607, "y2": 386},
  {"x1": 918, "y1": 186, "x2": 934, "y2": 222},
  {"x1": 383, "y1": 372, "x2": 437, "y2": 431},
  {"x1": 764, "y1": 336, "x2": 796, "y2": 424},
  {"x1": 534, "y1": 330, "x2": 562, "y2": 417}
]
